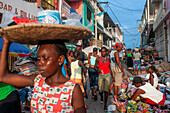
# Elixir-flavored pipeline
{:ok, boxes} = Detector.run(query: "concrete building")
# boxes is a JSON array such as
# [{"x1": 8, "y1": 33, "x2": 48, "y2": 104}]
[
  {"x1": 151, "y1": 0, "x2": 170, "y2": 61},
  {"x1": 138, "y1": 0, "x2": 155, "y2": 48},
  {"x1": 113, "y1": 23, "x2": 124, "y2": 43}
]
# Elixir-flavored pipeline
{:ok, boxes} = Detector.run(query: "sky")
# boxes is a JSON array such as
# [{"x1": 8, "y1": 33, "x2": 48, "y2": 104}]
[{"x1": 98, "y1": 0, "x2": 146, "y2": 49}]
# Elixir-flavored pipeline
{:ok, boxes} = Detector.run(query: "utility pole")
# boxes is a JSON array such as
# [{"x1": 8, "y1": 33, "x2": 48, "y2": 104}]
[{"x1": 95, "y1": 12, "x2": 98, "y2": 46}]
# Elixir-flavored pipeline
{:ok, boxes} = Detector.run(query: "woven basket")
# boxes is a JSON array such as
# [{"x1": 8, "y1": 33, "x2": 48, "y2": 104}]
[
  {"x1": 117, "y1": 105, "x2": 126, "y2": 112},
  {"x1": 0, "y1": 23, "x2": 92, "y2": 44}
]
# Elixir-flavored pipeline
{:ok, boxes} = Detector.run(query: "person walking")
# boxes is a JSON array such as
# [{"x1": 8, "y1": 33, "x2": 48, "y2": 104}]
[
  {"x1": 133, "y1": 49, "x2": 142, "y2": 76},
  {"x1": 94, "y1": 47, "x2": 113, "y2": 111},
  {"x1": 126, "y1": 49, "x2": 133, "y2": 68},
  {"x1": 109, "y1": 43, "x2": 125, "y2": 99},
  {"x1": 75, "y1": 42, "x2": 88, "y2": 98},
  {"x1": 88, "y1": 47, "x2": 99, "y2": 100},
  {"x1": 70, "y1": 51, "x2": 87, "y2": 94}
]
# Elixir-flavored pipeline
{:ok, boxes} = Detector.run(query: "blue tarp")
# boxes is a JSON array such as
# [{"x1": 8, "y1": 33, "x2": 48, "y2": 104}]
[{"x1": 0, "y1": 38, "x2": 30, "y2": 54}]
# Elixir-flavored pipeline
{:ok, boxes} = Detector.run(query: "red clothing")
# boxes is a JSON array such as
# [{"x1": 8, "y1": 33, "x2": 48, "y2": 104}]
[
  {"x1": 98, "y1": 57, "x2": 110, "y2": 74},
  {"x1": 145, "y1": 94, "x2": 166, "y2": 105},
  {"x1": 31, "y1": 75, "x2": 76, "y2": 113}
]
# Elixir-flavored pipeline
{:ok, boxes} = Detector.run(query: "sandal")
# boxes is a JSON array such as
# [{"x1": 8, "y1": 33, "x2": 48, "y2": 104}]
[
  {"x1": 104, "y1": 105, "x2": 108, "y2": 112},
  {"x1": 85, "y1": 104, "x2": 88, "y2": 109}
]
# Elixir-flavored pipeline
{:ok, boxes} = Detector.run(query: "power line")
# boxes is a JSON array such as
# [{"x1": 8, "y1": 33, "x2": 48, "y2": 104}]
[
  {"x1": 107, "y1": 5, "x2": 139, "y2": 36},
  {"x1": 108, "y1": 2, "x2": 143, "y2": 11}
]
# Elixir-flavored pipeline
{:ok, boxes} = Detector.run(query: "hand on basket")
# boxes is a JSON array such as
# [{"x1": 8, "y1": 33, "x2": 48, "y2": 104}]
[{"x1": 3, "y1": 37, "x2": 11, "y2": 45}]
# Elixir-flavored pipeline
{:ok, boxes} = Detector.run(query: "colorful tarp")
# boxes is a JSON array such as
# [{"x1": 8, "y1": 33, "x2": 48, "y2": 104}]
[{"x1": 0, "y1": 37, "x2": 32, "y2": 57}]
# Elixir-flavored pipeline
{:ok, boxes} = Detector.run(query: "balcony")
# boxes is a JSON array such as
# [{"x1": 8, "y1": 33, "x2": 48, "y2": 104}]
[
  {"x1": 153, "y1": 3, "x2": 164, "y2": 30},
  {"x1": 23, "y1": 0, "x2": 37, "y2": 2},
  {"x1": 104, "y1": 28, "x2": 112, "y2": 38},
  {"x1": 151, "y1": 0, "x2": 162, "y2": 4}
]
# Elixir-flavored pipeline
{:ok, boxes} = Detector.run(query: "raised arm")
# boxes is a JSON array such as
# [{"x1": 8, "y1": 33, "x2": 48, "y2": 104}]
[{"x1": 0, "y1": 37, "x2": 36, "y2": 87}]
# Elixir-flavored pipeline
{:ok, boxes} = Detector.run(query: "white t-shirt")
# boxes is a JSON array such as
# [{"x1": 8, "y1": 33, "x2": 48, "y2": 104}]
[
  {"x1": 146, "y1": 72, "x2": 158, "y2": 88},
  {"x1": 110, "y1": 50, "x2": 116, "y2": 67},
  {"x1": 139, "y1": 83, "x2": 163, "y2": 104},
  {"x1": 133, "y1": 53, "x2": 141, "y2": 60},
  {"x1": 70, "y1": 60, "x2": 82, "y2": 79}
]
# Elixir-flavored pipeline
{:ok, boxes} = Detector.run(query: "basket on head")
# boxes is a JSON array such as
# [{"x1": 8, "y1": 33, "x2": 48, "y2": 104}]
[{"x1": 0, "y1": 23, "x2": 92, "y2": 45}]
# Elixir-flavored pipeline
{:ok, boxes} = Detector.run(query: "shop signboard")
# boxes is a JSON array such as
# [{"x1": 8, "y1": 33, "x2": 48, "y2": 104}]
[{"x1": 0, "y1": 0, "x2": 43, "y2": 21}]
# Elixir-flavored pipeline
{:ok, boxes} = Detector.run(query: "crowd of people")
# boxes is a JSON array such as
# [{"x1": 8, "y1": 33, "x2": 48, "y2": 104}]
[{"x1": 0, "y1": 36, "x2": 169, "y2": 113}]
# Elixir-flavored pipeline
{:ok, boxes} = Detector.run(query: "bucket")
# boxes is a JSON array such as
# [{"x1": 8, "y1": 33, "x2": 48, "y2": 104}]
[
  {"x1": 38, "y1": 10, "x2": 61, "y2": 24},
  {"x1": 62, "y1": 20, "x2": 67, "y2": 25}
]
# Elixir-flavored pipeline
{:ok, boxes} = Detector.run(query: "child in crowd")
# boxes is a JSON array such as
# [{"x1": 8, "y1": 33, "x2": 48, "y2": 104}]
[
  {"x1": 131, "y1": 77, "x2": 165, "y2": 106},
  {"x1": 146, "y1": 66, "x2": 158, "y2": 88}
]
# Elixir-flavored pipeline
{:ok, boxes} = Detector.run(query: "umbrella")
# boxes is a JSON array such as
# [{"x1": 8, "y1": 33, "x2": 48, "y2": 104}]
[
  {"x1": 82, "y1": 45, "x2": 99, "y2": 55},
  {"x1": 145, "y1": 46, "x2": 156, "y2": 51},
  {"x1": 141, "y1": 45, "x2": 156, "y2": 51},
  {"x1": 65, "y1": 43, "x2": 76, "y2": 50},
  {"x1": 0, "y1": 38, "x2": 31, "y2": 54}
]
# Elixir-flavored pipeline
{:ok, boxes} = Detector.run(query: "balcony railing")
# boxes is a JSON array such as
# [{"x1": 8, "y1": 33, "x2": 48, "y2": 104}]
[
  {"x1": 63, "y1": 0, "x2": 71, "y2": 13},
  {"x1": 41, "y1": 0, "x2": 55, "y2": 10},
  {"x1": 154, "y1": 3, "x2": 163, "y2": 21}
]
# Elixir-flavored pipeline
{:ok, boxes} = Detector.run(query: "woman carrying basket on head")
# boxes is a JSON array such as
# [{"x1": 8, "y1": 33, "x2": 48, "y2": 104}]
[{"x1": 0, "y1": 15, "x2": 91, "y2": 112}]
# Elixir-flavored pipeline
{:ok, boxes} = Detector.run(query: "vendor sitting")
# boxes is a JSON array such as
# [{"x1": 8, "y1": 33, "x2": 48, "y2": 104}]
[
  {"x1": 145, "y1": 66, "x2": 158, "y2": 88},
  {"x1": 131, "y1": 76, "x2": 166, "y2": 106}
]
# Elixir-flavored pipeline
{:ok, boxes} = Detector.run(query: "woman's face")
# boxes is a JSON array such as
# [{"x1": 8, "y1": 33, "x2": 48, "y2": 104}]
[
  {"x1": 70, "y1": 52, "x2": 74, "y2": 57},
  {"x1": 117, "y1": 46, "x2": 123, "y2": 52},
  {"x1": 135, "y1": 83, "x2": 142, "y2": 87},
  {"x1": 37, "y1": 44, "x2": 60, "y2": 77},
  {"x1": 147, "y1": 68, "x2": 153, "y2": 73},
  {"x1": 101, "y1": 49, "x2": 106, "y2": 57}
]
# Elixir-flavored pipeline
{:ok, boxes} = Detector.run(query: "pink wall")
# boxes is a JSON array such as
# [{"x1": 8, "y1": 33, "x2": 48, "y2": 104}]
[
  {"x1": 167, "y1": 16, "x2": 170, "y2": 33},
  {"x1": 70, "y1": 1, "x2": 83, "y2": 16},
  {"x1": 166, "y1": 0, "x2": 170, "y2": 11}
]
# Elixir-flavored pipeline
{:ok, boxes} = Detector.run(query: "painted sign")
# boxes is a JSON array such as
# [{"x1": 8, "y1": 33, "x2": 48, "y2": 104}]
[{"x1": 0, "y1": 0, "x2": 43, "y2": 20}]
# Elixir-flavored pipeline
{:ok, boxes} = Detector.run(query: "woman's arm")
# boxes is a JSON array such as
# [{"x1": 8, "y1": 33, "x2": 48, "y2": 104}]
[
  {"x1": 0, "y1": 37, "x2": 36, "y2": 87},
  {"x1": 149, "y1": 74, "x2": 154, "y2": 86},
  {"x1": 72, "y1": 84, "x2": 86, "y2": 113},
  {"x1": 88, "y1": 53, "x2": 93, "y2": 68},
  {"x1": 114, "y1": 52, "x2": 125, "y2": 77},
  {"x1": 94, "y1": 57, "x2": 99, "y2": 70},
  {"x1": 131, "y1": 89, "x2": 145, "y2": 101},
  {"x1": 78, "y1": 61, "x2": 87, "y2": 73},
  {"x1": 109, "y1": 59, "x2": 114, "y2": 82}
]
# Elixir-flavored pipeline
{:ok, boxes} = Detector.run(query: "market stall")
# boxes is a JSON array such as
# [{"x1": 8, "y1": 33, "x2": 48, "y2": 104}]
[{"x1": 0, "y1": 37, "x2": 33, "y2": 70}]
